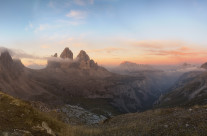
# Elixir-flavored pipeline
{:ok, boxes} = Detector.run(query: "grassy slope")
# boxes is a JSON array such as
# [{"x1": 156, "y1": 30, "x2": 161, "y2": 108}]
[
  {"x1": 0, "y1": 91, "x2": 207, "y2": 136},
  {"x1": 100, "y1": 105, "x2": 207, "y2": 136},
  {"x1": 0, "y1": 91, "x2": 99, "y2": 136}
]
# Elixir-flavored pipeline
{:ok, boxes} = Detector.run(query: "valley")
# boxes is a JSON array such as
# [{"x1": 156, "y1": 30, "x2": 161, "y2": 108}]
[
  {"x1": 1, "y1": 0, "x2": 207, "y2": 135},
  {"x1": 0, "y1": 48, "x2": 207, "y2": 136}
]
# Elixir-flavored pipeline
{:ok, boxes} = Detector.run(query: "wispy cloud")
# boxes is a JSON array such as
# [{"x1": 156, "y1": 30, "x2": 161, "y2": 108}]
[
  {"x1": 146, "y1": 47, "x2": 207, "y2": 57},
  {"x1": 0, "y1": 47, "x2": 44, "y2": 59},
  {"x1": 21, "y1": 58, "x2": 47, "y2": 68},
  {"x1": 48, "y1": 0, "x2": 71, "y2": 9},
  {"x1": 124, "y1": 40, "x2": 185, "y2": 49},
  {"x1": 66, "y1": 10, "x2": 88, "y2": 19},
  {"x1": 73, "y1": 0, "x2": 94, "y2": 6},
  {"x1": 34, "y1": 24, "x2": 50, "y2": 33},
  {"x1": 25, "y1": 22, "x2": 34, "y2": 31},
  {"x1": 121, "y1": 39, "x2": 207, "y2": 56},
  {"x1": 41, "y1": 45, "x2": 51, "y2": 49},
  {"x1": 48, "y1": 0, "x2": 94, "y2": 9},
  {"x1": 88, "y1": 47, "x2": 125, "y2": 54},
  {"x1": 57, "y1": 19, "x2": 85, "y2": 26},
  {"x1": 48, "y1": 1, "x2": 55, "y2": 8}
]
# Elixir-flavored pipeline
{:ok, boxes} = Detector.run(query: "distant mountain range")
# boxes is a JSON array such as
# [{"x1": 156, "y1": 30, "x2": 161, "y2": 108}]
[
  {"x1": 1, "y1": 47, "x2": 207, "y2": 135},
  {"x1": 156, "y1": 70, "x2": 207, "y2": 107},
  {"x1": 0, "y1": 48, "x2": 162, "y2": 113},
  {"x1": 1, "y1": 48, "x2": 206, "y2": 112},
  {"x1": 108, "y1": 61, "x2": 156, "y2": 75}
]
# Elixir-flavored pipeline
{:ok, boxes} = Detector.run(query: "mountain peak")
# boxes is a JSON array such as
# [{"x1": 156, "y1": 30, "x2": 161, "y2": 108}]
[
  {"x1": 53, "y1": 53, "x2": 58, "y2": 57},
  {"x1": 201, "y1": 62, "x2": 207, "y2": 69},
  {"x1": 60, "y1": 47, "x2": 73, "y2": 59},
  {"x1": 0, "y1": 51, "x2": 13, "y2": 64},
  {"x1": 77, "y1": 50, "x2": 90, "y2": 62},
  {"x1": 120, "y1": 61, "x2": 137, "y2": 66}
]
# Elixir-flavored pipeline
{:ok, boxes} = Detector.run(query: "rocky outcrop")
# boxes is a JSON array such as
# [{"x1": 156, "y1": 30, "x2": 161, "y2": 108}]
[
  {"x1": 61, "y1": 104, "x2": 107, "y2": 125},
  {"x1": 53, "y1": 53, "x2": 58, "y2": 57},
  {"x1": 156, "y1": 71, "x2": 207, "y2": 108},
  {"x1": 0, "y1": 51, "x2": 13, "y2": 69},
  {"x1": 0, "y1": 48, "x2": 159, "y2": 113},
  {"x1": 0, "y1": 51, "x2": 24, "y2": 73},
  {"x1": 76, "y1": 50, "x2": 98, "y2": 69},
  {"x1": 41, "y1": 122, "x2": 56, "y2": 136},
  {"x1": 201, "y1": 62, "x2": 207, "y2": 69},
  {"x1": 48, "y1": 48, "x2": 99, "y2": 69},
  {"x1": 77, "y1": 50, "x2": 90, "y2": 62},
  {"x1": 109, "y1": 61, "x2": 155, "y2": 75},
  {"x1": 60, "y1": 47, "x2": 73, "y2": 59}
]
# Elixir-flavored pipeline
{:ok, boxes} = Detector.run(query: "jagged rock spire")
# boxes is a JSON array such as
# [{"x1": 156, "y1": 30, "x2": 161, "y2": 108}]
[
  {"x1": 53, "y1": 53, "x2": 58, "y2": 57},
  {"x1": 0, "y1": 51, "x2": 13, "y2": 66},
  {"x1": 201, "y1": 62, "x2": 207, "y2": 69},
  {"x1": 77, "y1": 50, "x2": 90, "y2": 62},
  {"x1": 60, "y1": 47, "x2": 73, "y2": 59}
]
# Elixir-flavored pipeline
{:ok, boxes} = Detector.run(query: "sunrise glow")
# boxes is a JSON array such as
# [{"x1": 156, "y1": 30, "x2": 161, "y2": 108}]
[{"x1": 0, "y1": 0, "x2": 207, "y2": 67}]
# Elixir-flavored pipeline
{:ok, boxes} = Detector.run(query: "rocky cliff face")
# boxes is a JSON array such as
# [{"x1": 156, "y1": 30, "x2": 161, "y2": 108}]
[
  {"x1": 156, "y1": 71, "x2": 207, "y2": 108},
  {"x1": 76, "y1": 50, "x2": 98, "y2": 69},
  {"x1": 77, "y1": 50, "x2": 90, "y2": 62},
  {"x1": 0, "y1": 51, "x2": 59, "y2": 101},
  {"x1": 60, "y1": 47, "x2": 73, "y2": 59},
  {"x1": 48, "y1": 48, "x2": 99, "y2": 70},
  {"x1": 0, "y1": 51, "x2": 13, "y2": 69},
  {"x1": 0, "y1": 51, "x2": 24, "y2": 74},
  {"x1": 53, "y1": 53, "x2": 58, "y2": 57},
  {"x1": 109, "y1": 61, "x2": 155, "y2": 75},
  {"x1": 201, "y1": 62, "x2": 207, "y2": 69},
  {"x1": 0, "y1": 49, "x2": 162, "y2": 113}
]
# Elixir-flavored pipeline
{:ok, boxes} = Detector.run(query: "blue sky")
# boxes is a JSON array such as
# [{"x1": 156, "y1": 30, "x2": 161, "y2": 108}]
[{"x1": 0, "y1": 0, "x2": 207, "y2": 66}]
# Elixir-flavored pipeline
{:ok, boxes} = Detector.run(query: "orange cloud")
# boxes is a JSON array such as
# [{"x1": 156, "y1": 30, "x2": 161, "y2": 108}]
[
  {"x1": 123, "y1": 40, "x2": 185, "y2": 49},
  {"x1": 88, "y1": 47, "x2": 125, "y2": 54},
  {"x1": 14, "y1": 37, "x2": 207, "y2": 66},
  {"x1": 21, "y1": 58, "x2": 47, "y2": 67},
  {"x1": 41, "y1": 45, "x2": 50, "y2": 49},
  {"x1": 146, "y1": 49, "x2": 194, "y2": 56}
]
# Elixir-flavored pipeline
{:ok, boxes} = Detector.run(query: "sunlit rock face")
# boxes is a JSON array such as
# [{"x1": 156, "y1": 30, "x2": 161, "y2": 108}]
[
  {"x1": 60, "y1": 47, "x2": 73, "y2": 59},
  {"x1": 0, "y1": 48, "x2": 162, "y2": 113},
  {"x1": 76, "y1": 50, "x2": 98, "y2": 69},
  {"x1": 77, "y1": 50, "x2": 90, "y2": 62},
  {"x1": 47, "y1": 48, "x2": 99, "y2": 70}
]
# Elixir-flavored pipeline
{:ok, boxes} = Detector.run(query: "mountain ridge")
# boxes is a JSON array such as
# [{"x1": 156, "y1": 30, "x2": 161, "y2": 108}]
[{"x1": 0, "y1": 48, "x2": 160, "y2": 113}]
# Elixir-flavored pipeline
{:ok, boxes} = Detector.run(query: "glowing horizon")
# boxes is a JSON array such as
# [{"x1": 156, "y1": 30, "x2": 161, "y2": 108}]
[{"x1": 1, "y1": 0, "x2": 207, "y2": 67}]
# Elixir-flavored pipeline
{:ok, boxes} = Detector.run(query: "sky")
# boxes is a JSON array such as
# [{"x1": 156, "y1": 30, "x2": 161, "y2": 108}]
[{"x1": 0, "y1": 0, "x2": 207, "y2": 68}]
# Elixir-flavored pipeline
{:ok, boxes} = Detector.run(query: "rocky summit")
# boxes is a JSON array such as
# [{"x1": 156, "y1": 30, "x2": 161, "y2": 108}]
[
  {"x1": 60, "y1": 47, "x2": 73, "y2": 59},
  {"x1": 53, "y1": 53, "x2": 58, "y2": 57},
  {"x1": 0, "y1": 51, "x2": 13, "y2": 67},
  {"x1": 201, "y1": 62, "x2": 207, "y2": 69},
  {"x1": 0, "y1": 49, "x2": 159, "y2": 113},
  {"x1": 0, "y1": 48, "x2": 207, "y2": 136},
  {"x1": 0, "y1": 51, "x2": 24, "y2": 73},
  {"x1": 48, "y1": 48, "x2": 99, "y2": 70},
  {"x1": 76, "y1": 50, "x2": 98, "y2": 69},
  {"x1": 77, "y1": 50, "x2": 90, "y2": 62}
]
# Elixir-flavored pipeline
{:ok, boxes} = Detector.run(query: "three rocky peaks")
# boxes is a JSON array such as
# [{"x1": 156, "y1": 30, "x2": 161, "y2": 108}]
[
  {"x1": 48, "y1": 47, "x2": 98, "y2": 69},
  {"x1": 0, "y1": 47, "x2": 99, "y2": 70}
]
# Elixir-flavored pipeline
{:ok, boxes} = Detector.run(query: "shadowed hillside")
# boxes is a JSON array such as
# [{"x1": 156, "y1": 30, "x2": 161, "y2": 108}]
[
  {"x1": 0, "y1": 49, "x2": 161, "y2": 113},
  {"x1": 156, "y1": 70, "x2": 207, "y2": 108},
  {"x1": 1, "y1": 90, "x2": 206, "y2": 136}
]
